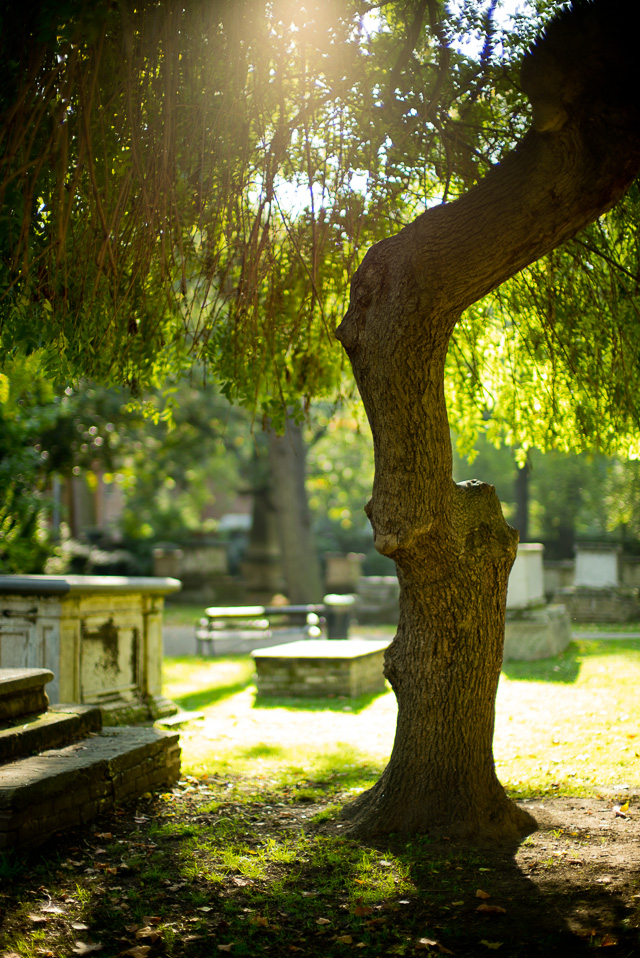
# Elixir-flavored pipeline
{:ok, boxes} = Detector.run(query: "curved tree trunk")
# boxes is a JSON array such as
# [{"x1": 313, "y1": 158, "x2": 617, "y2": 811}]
[{"x1": 336, "y1": 4, "x2": 640, "y2": 840}]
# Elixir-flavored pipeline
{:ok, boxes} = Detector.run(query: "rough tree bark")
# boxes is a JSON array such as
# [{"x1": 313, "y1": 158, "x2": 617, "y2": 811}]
[{"x1": 336, "y1": 0, "x2": 640, "y2": 840}]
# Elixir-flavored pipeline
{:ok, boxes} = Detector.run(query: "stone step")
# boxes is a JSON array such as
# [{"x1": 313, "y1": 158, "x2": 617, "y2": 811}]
[
  {"x1": 0, "y1": 704, "x2": 102, "y2": 766},
  {"x1": 0, "y1": 726, "x2": 181, "y2": 850},
  {"x1": 0, "y1": 669, "x2": 53, "y2": 722}
]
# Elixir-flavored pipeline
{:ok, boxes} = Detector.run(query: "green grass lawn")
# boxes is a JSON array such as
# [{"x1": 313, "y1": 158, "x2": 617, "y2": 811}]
[{"x1": 162, "y1": 638, "x2": 640, "y2": 799}]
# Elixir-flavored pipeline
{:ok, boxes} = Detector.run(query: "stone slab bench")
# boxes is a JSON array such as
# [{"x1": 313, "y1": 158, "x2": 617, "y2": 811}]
[
  {"x1": 195, "y1": 604, "x2": 325, "y2": 655},
  {"x1": 252, "y1": 638, "x2": 390, "y2": 698},
  {"x1": 0, "y1": 726, "x2": 180, "y2": 850},
  {"x1": 196, "y1": 596, "x2": 356, "y2": 655}
]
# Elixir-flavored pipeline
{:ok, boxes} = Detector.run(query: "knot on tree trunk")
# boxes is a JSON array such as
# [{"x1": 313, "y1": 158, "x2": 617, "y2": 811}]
[{"x1": 453, "y1": 479, "x2": 518, "y2": 564}]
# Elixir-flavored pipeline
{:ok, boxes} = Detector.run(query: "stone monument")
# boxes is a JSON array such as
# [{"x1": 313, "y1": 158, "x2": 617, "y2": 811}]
[
  {"x1": 555, "y1": 543, "x2": 640, "y2": 622},
  {"x1": 0, "y1": 575, "x2": 180, "y2": 723},
  {"x1": 504, "y1": 543, "x2": 571, "y2": 660}
]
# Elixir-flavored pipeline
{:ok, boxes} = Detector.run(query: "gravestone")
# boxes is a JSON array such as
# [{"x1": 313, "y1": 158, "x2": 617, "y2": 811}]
[
  {"x1": 555, "y1": 544, "x2": 640, "y2": 622},
  {"x1": 354, "y1": 575, "x2": 400, "y2": 624},
  {"x1": 575, "y1": 544, "x2": 619, "y2": 588},
  {"x1": 154, "y1": 541, "x2": 228, "y2": 604},
  {"x1": 506, "y1": 543, "x2": 545, "y2": 610},
  {"x1": 504, "y1": 544, "x2": 571, "y2": 661},
  {"x1": 324, "y1": 553, "x2": 364, "y2": 594}
]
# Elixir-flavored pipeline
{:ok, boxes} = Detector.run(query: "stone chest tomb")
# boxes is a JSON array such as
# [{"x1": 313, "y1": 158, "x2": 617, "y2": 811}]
[{"x1": 0, "y1": 575, "x2": 180, "y2": 722}]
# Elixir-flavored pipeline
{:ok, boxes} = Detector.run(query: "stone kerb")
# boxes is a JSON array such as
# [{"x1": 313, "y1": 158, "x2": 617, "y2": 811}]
[
  {"x1": 0, "y1": 661, "x2": 181, "y2": 850},
  {"x1": 506, "y1": 543, "x2": 545, "y2": 610},
  {"x1": 0, "y1": 668, "x2": 53, "y2": 721}
]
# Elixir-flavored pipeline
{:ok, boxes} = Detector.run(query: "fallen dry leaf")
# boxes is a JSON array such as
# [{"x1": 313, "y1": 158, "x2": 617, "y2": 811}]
[
  {"x1": 135, "y1": 927, "x2": 161, "y2": 942},
  {"x1": 335, "y1": 935, "x2": 353, "y2": 944},
  {"x1": 71, "y1": 923, "x2": 90, "y2": 932},
  {"x1": 601, "y1": 935, "x2": 618, "y2": 947},
  {"x1": 475, "y1": 890, "x2": 491, "y2": 900},
  {"x1": 480, "y1": 941, "x2": 503, "y2": 950},
  {"x1": 217, "y1": 946, "x2": 234, "y2": 953},
  {"x1": 72, "y1": 943, "x2": 103, "y2": 956},
  {"x1": 476, "y1": 905, "x2": 507, "y2": 915},
  {"x1": 353, "y1": 901, "x2": 373, "y2": 917},
  {"x1": 316, "y1": 917, "x2": 332, "y2": 925},
  {"x1": 119, "y1": 948, "x2": 151, "y2": 958},
  {"x1": 416, "y1": 939, "x2": 454, "y2": 955}
]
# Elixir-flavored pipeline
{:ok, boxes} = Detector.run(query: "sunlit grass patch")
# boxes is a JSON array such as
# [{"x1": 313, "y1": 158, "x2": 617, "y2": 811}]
[
  {"x1": 495, "y1": 639, "x2": 640, "y2": 797},
  {"x1": 162, "y1": 638, "x2": 640, "y2": 799},
  {"x1": 162, "y1": 655, "x2": 255, "y2": 710}
]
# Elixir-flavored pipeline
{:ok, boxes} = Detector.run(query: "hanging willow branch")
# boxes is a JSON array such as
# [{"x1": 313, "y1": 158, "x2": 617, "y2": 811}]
[{"x1": 0, "y1": 0, "x2": 397, "y2": 403}]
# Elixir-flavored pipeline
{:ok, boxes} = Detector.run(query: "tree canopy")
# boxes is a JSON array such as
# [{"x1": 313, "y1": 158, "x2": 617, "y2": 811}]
[
  {"x1": 3, "y1": 0, "x2": 640, "y2": 453},
  {"x1": 0, "y1": 2, "x2": 590, "y2": 419}
]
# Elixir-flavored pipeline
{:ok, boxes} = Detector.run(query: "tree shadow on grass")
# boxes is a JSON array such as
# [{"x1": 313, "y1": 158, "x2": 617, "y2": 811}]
[
  {"x1": 502, "y1": 644, "x2": 582, "y2": 684},
  {"x1": 502, "y1": 637, "x2": 640, "y2": 687},
  {"x1": 253, "y1": 687, "x2": 390, "y2": 715},
  {"x1": 6, "y1": 786, "x2": 638, "y2": 958},
  {"x1": 171, "y1": 678, "x2": 252, "y2": 711},
  {"x1": 162, "y1": 811, "x2": 629, "y2": 957}
]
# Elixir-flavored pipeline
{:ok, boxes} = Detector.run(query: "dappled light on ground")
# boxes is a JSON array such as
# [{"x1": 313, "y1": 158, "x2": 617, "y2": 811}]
[
  {"x1": 495, "y1": 640, "x2": 640, "y2": 798},
  {"x1": 163, "y1": 640, "x2": 640, "y2": 799}
]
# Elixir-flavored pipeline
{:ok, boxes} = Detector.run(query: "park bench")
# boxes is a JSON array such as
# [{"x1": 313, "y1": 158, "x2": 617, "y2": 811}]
[{"x1": 194, "y1": 596, "x2": 355, "y2": 655}]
